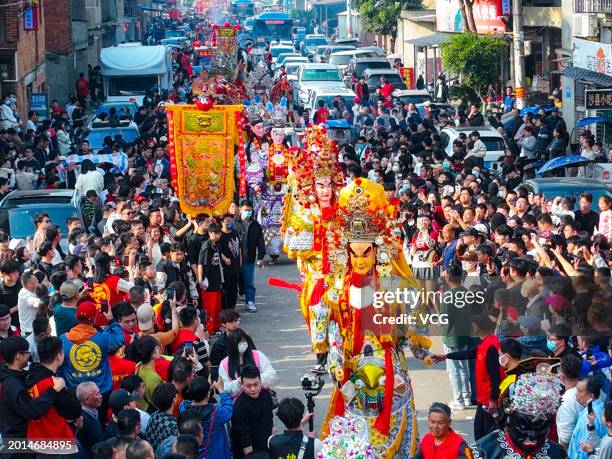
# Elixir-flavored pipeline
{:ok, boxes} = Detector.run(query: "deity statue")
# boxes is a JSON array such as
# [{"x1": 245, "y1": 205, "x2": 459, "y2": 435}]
[
  {"x1": 282, "y1": 125, "x2": 344, "y2": 371},
  {"x1": 469, "y1": 368, "x2": 567, "y2": 459},
  {"x1": 257, "y1": 126, "x2": 293, "y2": 264},
  {"x1": 321, "y1": 178, "x2": 431, "y2": 458}
]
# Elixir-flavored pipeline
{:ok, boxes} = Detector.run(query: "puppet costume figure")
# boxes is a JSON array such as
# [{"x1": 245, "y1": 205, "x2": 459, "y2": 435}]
[
  {"x1": 468, "y1": 368, "x2": 567, "y2": 459},
  {"x1": 282, "y1": 126, "x2": 344, "y2": 366},
  {"x1": 321, "y1": 178, "x2": 431, "y2": 458},
  {"x1": 242, "y1": 117, "x2": 269, "y2": 210},
  {"x1": 258, "y1": 126, "x2": 292, "y2": 263}
]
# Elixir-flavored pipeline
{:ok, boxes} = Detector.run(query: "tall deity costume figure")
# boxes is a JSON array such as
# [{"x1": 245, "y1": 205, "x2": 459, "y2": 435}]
[
  {"x1": 322, "y1": 178, "x2": 432, "y2": 458},
  {"x1": 242, "y1": 117, "x2": 270, "y2": 209},
  {"x1": 258, "y1": 125, "x2": 294, "y2": 264},
  {"x1": 282, "y1": 126, "x2": 344, "y2": 369}
]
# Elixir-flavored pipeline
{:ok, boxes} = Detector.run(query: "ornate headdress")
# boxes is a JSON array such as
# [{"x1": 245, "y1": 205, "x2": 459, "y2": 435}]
[
  {"x1": 508, "y1": 368, "x2": 563, "y2": 421},
  {"x1": 331, "y1": 178, "x2": 400, "y2": 278},
  {"x1": 291, "y1": 125, "x2": 344, "y2": 207},
  {"x1": 246, "y1": 62, "x2": 273, "y2": 100}
]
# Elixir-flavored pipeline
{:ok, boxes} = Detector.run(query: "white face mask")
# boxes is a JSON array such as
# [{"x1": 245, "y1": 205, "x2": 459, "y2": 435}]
[{"x1": 238, "y1": 342, "x2": 249, "y2": 354}]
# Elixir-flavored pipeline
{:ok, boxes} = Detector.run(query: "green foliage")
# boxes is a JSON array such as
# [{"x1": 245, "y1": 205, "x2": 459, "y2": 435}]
[
  {"x1": 356, "y1": 0, "x2": 421, "y2": 37},
  {"x1": 439, "y1": 33, "x2": 506, "y2": 100},
  {"x1": 448, "y1": 84, "x2": 479, "y2": 105}
]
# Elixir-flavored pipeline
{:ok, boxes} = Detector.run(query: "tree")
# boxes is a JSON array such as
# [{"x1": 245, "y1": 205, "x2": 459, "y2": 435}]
[
  {"x1": 356, "y1": 0, "x2": 421, "y2": 49},
  {"x1": 439, "y1": 33, "x2": 506, "y2": 105}
]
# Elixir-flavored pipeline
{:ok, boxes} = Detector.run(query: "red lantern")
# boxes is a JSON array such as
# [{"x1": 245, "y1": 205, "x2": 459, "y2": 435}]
[
  {"x1": 224, "y1": 21, "x2": 230, "y2": 27},
  {"x1": 235, "y1": 24, "x2": 242, "y2": 31}
]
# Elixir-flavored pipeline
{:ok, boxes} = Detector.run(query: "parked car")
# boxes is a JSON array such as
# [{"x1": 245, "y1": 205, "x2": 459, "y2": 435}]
[
  {"x1": 84, "y1": 119, "x2": 140, "y2": 152},
  {"x1": 392, "y1": 89, "x2": 433, "y2": 106},
  {"x1": 0, "y1": 190, "x2": 84, "y2": 252},
  {"x1": 357, "y1": 46, "x2": 385, "y2": 57},
  {"x1": 292, "y1": 64, "x2": 346, "y2": 109},
  {"x1": 269, "y1": 44, "x2": 295, "y2": 63},
  {"x1": 520, "y1": 177, "x2": 612, "y2": 203},
  {"x1": 362, "y1": 68, "x2": 407, "y2": 91},
  {"x1": 329, "y1": 50, "x2": 379, "y2": 74},
  {"x1": 95, "y1": 101, "x2": 139, "y2": 119},
  {"x1": 275, "y1": 55, "x2": 309, "y2": 71},
  {"x1": 305, "y1": 87, "x2": 357, "y2": 122},
  {"x1": 334, "y1": 37, "x2": 360, "y2": 47},
  {"x1": 301, "y1": 34, "x2": 328, "y2": 60},
  {"x1": 276, "y1": 62, "x2": 305, "y2": 82},
  {"x1": 440, "y1": 126, "x2": 508, "y2": 171},
  {"x1": 345, "y1": 57, "x2": 392, "y2": 80},
  {"x1": 321, "y1": 45, "x2": 357, "y2": 63},
  {"x1": 314, "y1": 45, "x2": 330, "y2": 63}
]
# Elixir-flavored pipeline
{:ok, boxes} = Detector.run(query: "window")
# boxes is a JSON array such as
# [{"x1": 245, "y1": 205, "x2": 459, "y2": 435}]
[
  {"x1": 481, "y1": 137, "x2": 506, "y2": 151},
  {"x1": 301, "y1": 69, "x2": 341, "y2": 81},
  {"x1": 108, "y1": 76, "x2": 158, "y2": 96}
]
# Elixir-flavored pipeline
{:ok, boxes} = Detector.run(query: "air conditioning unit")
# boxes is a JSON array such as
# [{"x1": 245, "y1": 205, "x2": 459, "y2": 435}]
[{"x1": 573, "y1": 13, "x2": 598, "y2": 37}]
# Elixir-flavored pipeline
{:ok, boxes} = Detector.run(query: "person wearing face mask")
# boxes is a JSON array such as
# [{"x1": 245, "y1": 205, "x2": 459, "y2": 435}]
[
  {"x1": 0, "y1": 95, "x2": 20, "y2": 131},
  {"x1": 219, "y1": 213, "x2": 241, "y2": 310},
  {"x1": 547, "y1": 324, "x2": 581, "y2": 360},
  {"x1": 218, "y1": 328, "x2": 276, "y2": 396},
  {"x1": 234, "y1": 200, "x2": 265, "y2": 313}
]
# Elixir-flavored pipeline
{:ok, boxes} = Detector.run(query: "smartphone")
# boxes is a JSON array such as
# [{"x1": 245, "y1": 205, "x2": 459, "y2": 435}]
[
  {"x1": 166, "y1": 287, "x2": 175, "y2": 301},
  {"x1": 588, "y1": 400, "x2": 593, "y2": 415},
  {"x1": 184, "y1": 341, "x2": 194, "y2": 356},
  {"x1": 101, "y1": 300, "x2": 109, "y2": 314},
  {"x1": 586, "y1": 346, "x2": 593, "y2": 359},
  {"x1": 86, "y1": 277, "x2": 93, "y2": 289}
]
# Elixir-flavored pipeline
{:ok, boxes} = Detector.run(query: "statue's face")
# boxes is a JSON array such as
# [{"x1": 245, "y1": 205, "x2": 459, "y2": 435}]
[
  {"x1": 253, "y1": 122, "x2": 265, "y2": 138},
  {"x1": 315, "y1": 178, "x2": 333, "y2": 209},
  {"x1": 271, "y1": 129, "x2": 285, "y2": 145},
  {"x1": 349, "y1": 242, "x2": 376, "y2": 276},
  {"x1": 506, "y1": 411, "x2": 552, "y2": 453}
]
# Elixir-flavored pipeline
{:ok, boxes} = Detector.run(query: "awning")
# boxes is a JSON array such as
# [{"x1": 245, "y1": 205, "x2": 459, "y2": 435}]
[
  {"x1": 404, "y1": 32, "x2": 452, "y2": 47},
  {"x1": 561, "y1": 66, "x2": 612, "y2": 87}
]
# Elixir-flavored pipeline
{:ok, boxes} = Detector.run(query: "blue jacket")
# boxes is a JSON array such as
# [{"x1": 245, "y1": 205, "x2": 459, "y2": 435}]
[
  {"x1": 517, "y1": 334, "x2": 548, "y2": 359},
  {"x1": 180, "y1": 392, "x2": 233, "y2": 458},
  {"x1": 59, "y1": 321, "x2": 124, "y2": 394}
]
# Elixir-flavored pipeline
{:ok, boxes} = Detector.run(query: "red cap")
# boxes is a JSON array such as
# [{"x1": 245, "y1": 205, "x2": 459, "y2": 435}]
[
  {"x1": 76, "y1": 301, "x2": 98, "y2": 321},
  {"x1": 135, "y1": 195, "x2": 148, "y2": 204}
]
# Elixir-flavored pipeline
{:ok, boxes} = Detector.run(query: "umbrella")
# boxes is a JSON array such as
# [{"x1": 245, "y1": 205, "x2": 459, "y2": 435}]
[
  {"x1": 576, "y1": 116, "x2": 608, "y2": 127},
  {"x1": 537, "y1": 155, "x2": 592, "y2": 174}
]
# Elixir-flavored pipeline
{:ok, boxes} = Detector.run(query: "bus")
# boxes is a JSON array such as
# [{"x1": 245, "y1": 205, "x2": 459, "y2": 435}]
[
  {"x1": 252, "y1": 11, "x2": 293, "y2": 46},
  {"x1": 230, "y1": 0, "x2": 254, "y2": 19}
]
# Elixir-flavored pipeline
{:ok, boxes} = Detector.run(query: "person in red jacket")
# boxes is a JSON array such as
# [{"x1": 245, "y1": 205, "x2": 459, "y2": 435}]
[
  {"x1": 432, "y1": 315, "x2": 505, "y2": 440},
  {"x1": 27, "y1": 336, "x2": 82, "y2": 445},
  {"x1": 414, "y1": 402, "x2": 470, "y2": 459}
]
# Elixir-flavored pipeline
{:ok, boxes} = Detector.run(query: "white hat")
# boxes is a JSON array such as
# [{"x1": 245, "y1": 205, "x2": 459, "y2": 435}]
[
  {"x1": 137, "y1": 303, "x2": 155, "y2": 330},
  {"x1": 8, "y1": 239, "x2": 25, "y2": 251}
]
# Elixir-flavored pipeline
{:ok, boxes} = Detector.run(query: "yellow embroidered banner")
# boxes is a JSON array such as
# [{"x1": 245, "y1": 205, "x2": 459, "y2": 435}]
[{"x1": 166, "y1": 104, "x2": 243, "y2": 217}]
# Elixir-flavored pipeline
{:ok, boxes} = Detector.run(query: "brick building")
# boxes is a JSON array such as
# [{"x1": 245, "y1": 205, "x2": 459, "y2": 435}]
[{"x1": 0, "y1": 1, "x2": 46, "y2": 125}]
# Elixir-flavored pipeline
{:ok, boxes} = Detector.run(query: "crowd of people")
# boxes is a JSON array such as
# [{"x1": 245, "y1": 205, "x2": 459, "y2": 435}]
[{"x1": 0, "y1": 6, "x2": 609, "y2": 459}]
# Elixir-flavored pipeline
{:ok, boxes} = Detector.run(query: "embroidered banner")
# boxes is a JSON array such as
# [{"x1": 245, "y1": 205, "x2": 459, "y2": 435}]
[{"x1": 166, "y1": 104, "x2": 243, "y2": 217}]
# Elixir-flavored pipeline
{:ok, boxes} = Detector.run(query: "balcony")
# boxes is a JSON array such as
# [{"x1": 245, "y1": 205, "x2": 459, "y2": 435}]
[{"x1": 574, "y1": 0, "x2": 611, "y2": 12}]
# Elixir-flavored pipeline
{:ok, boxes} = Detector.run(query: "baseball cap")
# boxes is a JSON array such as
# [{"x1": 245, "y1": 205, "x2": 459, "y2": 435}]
[
  {"x1": 109, "y1": 389, "x2": 137, "y2": 414},
  {"x1": 134, "y1": 195, "x2": 148, "y2": 204},
  {"x1": 461, "y1": 227, "x2": 481, "y2": 238},
  {"x1": 518, "y1": 315, "x2": 542, "y2": 333},
  {"x1": 60, "y1": 280, "x2": 84, "y2": 300},
  {"x1": 137, "y1": 304, "x2": 155, "y2": 331},
  {"x1": 76, "y1": 301, "x2": 98, "y2": 321}
]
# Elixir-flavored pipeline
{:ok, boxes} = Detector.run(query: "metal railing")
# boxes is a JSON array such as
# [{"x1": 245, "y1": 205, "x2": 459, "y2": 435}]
[{"x1": 574, "y1": 0, "x2": 612, "y2": 12}]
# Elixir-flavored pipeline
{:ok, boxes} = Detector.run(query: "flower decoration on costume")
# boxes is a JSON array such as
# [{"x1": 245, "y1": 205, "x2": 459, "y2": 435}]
[{"x1": 318, "y1": 417, "x2": 374, "y2": 459}]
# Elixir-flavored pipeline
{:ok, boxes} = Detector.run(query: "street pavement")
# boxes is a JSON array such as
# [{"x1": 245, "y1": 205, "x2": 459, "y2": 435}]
[{"x1": 229, "y1": 256, "x2": 477, "y2": 445}]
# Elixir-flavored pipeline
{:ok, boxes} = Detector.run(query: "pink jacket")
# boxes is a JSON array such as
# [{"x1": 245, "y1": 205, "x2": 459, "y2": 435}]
[{"x1": 598, "y1": 209, "x2": 612, "y2": 243}]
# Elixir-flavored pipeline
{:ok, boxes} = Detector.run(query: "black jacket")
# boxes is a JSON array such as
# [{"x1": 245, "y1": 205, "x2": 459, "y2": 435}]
[
  {"x1": 76, "y1": 410, "x2": 105, "y2": 453},
  {"x1": 234, "y1": 218, "x2": 265, "y2": 264},
  {"x1": 231, "y1": 389, "x2": 274, "y2": 458},
  {"x1": 0, "y1": 366, "x2": 57, "y2": 438},
  {"x1": 26, "y1": 363, "x2": 82, "y2": 420}
]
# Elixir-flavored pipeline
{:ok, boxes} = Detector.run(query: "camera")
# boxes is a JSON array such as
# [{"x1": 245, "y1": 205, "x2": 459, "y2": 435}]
[{"x1": 301, "y1": 374, "x2": 324, "y2": 394}]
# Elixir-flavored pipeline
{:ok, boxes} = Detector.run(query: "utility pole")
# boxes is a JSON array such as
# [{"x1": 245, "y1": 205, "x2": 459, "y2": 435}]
[
  {"x1": 512, "y1": 0, "x2": 526, "y2": 109},
  {"x1": 346, "y1": 0, "x2": 352, "y2": 37}
]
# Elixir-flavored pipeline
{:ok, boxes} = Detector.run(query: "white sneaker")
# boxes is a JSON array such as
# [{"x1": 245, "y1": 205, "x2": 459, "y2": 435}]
[
  {"x1": 246, "y1": 302, "x2": 257, "y2": 313},
  {"x1": 449, "y1": 401, "x2": 466, "y2": 411}
]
